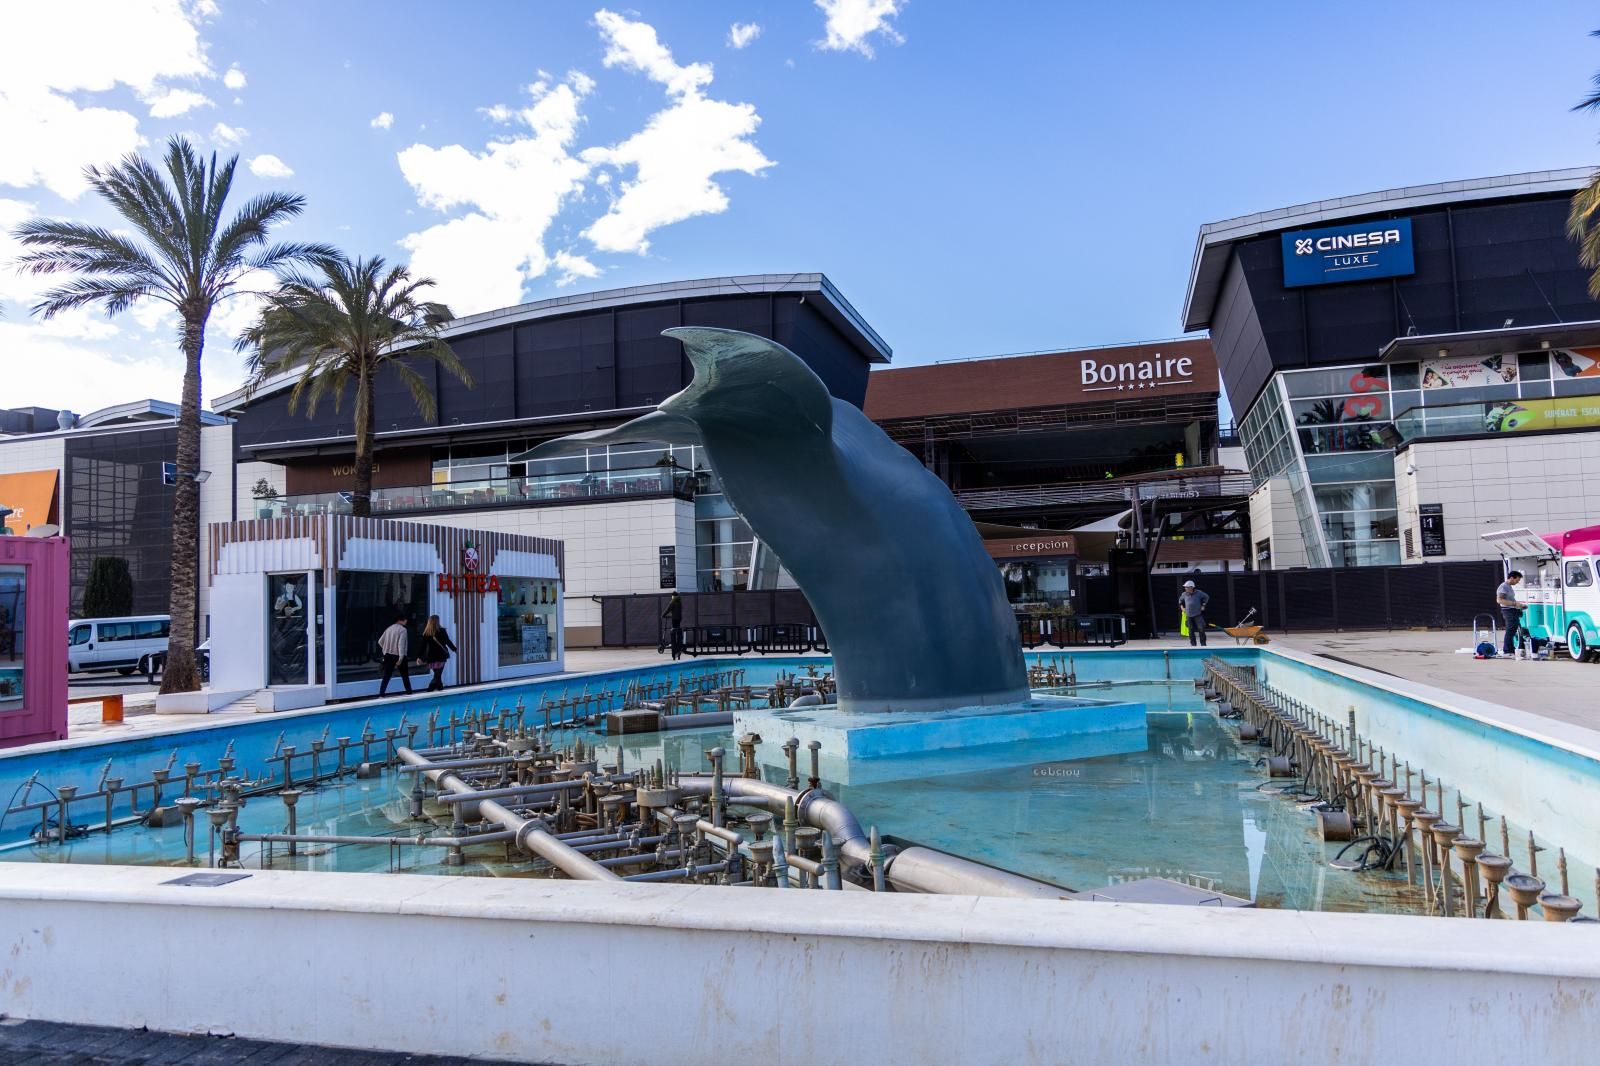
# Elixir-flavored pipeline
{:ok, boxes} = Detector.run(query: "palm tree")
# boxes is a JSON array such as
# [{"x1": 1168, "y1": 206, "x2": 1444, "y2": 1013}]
[
  {"x1": 238, "y1": 253, "x2": 472, "y2": 517},
  {"x1": 1569, "y1": 30, "x2": 1600, "y2": 297},
  {"x1": 12, "y1": 137, "x2": 331, "y2": 693}
]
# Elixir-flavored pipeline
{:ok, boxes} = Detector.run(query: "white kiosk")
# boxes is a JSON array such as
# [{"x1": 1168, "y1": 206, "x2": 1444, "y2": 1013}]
[{"x1": 208, "y1": 515, "x2": 564, "y2": 707}]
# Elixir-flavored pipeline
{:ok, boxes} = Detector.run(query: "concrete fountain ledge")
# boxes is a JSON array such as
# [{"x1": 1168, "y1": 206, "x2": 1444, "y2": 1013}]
[{"x1": 2, "y1": 864, "x2": 1597, "y2": 1065}]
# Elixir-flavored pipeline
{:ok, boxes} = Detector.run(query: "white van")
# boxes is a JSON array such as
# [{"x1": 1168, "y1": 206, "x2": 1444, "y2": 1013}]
[{"x1": 67, "y1": 615, "x2": 171, "y2": 675}]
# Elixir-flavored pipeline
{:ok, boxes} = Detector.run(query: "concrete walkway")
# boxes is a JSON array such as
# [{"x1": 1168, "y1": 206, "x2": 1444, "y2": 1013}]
[{"x1": 1164, "y1": 628, "x2": 1598, "y2": 731}]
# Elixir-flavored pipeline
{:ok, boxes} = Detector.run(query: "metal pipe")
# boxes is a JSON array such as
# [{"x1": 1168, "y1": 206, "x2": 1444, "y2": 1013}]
[
  {"x1": 431, "y1": 775, "x2": 635, "y2": 805},
  {"x1": 242, "y1": 830, "x2": 516, "y2": 848},
  {"x1": 883, "y1": 846, "x2": 1070, "y2": 900},
  {"x1": 674, "y1": 774, "x2": 1068, "y2": 898},
  {"x1": 625, "y1": 861, "x2": 729, "y2": 883},
  {"x1": 398, "y1": 747, "x2": 619, "y2": 882}
]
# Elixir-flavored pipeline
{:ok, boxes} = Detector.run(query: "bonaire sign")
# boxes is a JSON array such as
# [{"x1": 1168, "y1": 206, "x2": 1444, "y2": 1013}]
[
  {"x1": 1081, "y1": 353, "x2": 1196, "y2": 393},
  {"x1": 1282, "y1": 217, "x2": 1414, "y2": 288}
]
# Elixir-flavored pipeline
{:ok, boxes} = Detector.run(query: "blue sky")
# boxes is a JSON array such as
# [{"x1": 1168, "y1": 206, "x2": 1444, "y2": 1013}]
[{"x1": 5, "y1": 1, "x2": 1600, "y2": 415}]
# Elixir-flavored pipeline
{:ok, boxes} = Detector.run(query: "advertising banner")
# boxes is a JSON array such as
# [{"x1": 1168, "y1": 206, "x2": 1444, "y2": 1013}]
[
  {"x1": 1282, "y1": 218, "x2": 1414, "y2": 288},
  {"x1": 1552, "y1": 347, "x2": 1600, "y2": 380},
  {"x1": 1483, "y1": 396, "x2": 1600, "y2": 434},
  {"x1": 1421, "y1": 352, "x2": 1518, "y2": 390}
]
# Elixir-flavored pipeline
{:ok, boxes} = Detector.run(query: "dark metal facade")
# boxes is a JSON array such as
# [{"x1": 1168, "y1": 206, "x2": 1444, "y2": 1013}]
[
  {"x1": 228, "y1": 292, "x2": 877, "y2": 455},
  {"x1": 1208, "y1": 193, "x2": 1600, "y2": 415}
]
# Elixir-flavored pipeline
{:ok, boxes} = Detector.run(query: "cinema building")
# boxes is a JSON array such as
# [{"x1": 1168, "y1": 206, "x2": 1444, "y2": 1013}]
[{"x1": 1183, "y1": 170, "x2": 1600, "y2": 569}]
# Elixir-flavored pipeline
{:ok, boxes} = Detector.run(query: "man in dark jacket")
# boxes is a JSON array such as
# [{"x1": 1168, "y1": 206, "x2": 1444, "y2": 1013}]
[{"x1": 662, "y1": 593, "x2": 684, "y2": 660}]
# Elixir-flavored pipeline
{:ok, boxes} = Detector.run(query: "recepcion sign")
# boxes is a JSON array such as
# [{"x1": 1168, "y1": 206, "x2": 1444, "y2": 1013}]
[
  {"x1": 1419, "y1": 503, "x2": 1447, "y2": 558},
  {"x1": 1282, "y1": 218, "x2": 1414, "y2": 288}
]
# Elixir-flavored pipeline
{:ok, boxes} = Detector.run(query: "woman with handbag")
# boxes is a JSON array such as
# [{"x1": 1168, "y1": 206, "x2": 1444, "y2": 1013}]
[{"x1": 417, "y1": 615, "x2": 457, "y2": 691}]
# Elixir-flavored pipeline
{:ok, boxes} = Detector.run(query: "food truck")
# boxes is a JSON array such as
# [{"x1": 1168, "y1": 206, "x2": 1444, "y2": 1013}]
[{"x1": 1481, "y1": 525, "x2": 1600, "y2": 662}]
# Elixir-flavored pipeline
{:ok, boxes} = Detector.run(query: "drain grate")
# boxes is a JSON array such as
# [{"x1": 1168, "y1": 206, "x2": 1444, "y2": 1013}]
[{"x1": 161, "y1": 872, "x2": 251, "y2": 888}]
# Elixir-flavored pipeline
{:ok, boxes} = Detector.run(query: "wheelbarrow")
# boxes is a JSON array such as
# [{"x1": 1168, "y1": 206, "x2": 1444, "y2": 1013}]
[{"x1": 1221, "y1": 607, "x2": 1268, "y2": 645}]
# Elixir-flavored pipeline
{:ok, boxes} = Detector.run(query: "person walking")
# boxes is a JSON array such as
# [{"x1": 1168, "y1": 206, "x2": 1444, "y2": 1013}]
[
  {"x1": 1496, "y1": 570, "x2": 1525, "y2": 658},
  {"x1": 662, "y1": 592, "x2": 684, "y2": 661},
  {"x1": 1178, "y1": 580, "x2": 1210, "y2": 647},
  {"x1": 417, "y1": 614, "x2": 457, "y2": 691},
  {"x1": 378, "y1": 611, "x2": 413, "y2": 695}
]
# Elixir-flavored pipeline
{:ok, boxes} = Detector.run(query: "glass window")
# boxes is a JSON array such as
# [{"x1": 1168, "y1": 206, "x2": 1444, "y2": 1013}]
[
  {"x1": 0, "y1": 566, "x2": 23, "y2": 710},
  {"x1": 268, "y1": 574, "x2": 310, "y2": 685},
  {"x1": 335, "y1": 571, "x2": 429, "y2": 684},
  {"x1": 1568, "y1": 561, "x2": 1594, "y2": 589},
  {"x1": 69, "y1": 624, "x2": 91, "y2": 647},
  {"x1": 1328, "y1": 540, "x2": 1401, "y2": 566},
  {"x1": 1284, "y1": 365, "x2": 1388, "y2": 399},
  {"x1": 134, "y1": 619, "x2": 167, "y2": 639},
  {"x1": 1390, "y1": 363, "x2": 1419, "y2": 389},
  {"x1": 1313, "y1": 482, "x2": 1397, "y2": 512},
  {"x1": 101, "y1": 622, "x2": 133, "y2": 642},
  {"x1": 497, "y1": 577, "x2": 559, "y2": 667},
  {"x1": 1519, "y1": 352, "x2": 1551, "y2": 381}
]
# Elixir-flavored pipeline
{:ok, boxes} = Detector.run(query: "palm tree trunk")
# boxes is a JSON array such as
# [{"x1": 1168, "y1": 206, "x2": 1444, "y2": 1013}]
[
  {"x1": 160, "y1": 310, "x2": 206, "y2": 694},
  {"x1": 352, "y1": 362, "x2": 374, "y2": 518}
]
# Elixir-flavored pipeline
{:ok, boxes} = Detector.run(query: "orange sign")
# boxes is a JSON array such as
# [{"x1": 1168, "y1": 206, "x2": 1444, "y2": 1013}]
[{"x1": 0, "y1": 470, "x2": 58, "y2": 533}]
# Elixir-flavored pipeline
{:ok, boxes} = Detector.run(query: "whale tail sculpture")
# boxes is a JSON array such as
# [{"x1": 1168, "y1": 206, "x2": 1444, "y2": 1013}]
[{"x1": 528, "y1": 327, "x2": 1029, "y2": 713}]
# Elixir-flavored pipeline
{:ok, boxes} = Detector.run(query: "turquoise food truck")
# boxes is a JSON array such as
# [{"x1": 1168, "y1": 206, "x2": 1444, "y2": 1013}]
[{"x1": 1482, "y1": 525, "x2": 1600, "y2": 662}]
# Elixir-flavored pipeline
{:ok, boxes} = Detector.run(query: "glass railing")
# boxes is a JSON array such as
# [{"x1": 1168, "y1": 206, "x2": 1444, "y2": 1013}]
[
  {"x1": 1394, "y1": 395, "x2": 1600, "y2": 442},
  {"x1": 252, "y1": 466, "x2": 700, "y2": 519}
]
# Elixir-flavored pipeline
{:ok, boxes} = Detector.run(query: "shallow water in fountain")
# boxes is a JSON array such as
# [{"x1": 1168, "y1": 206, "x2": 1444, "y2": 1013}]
[{"x1": 1, "y1": 680, "x2": 1429, "y2": 913}]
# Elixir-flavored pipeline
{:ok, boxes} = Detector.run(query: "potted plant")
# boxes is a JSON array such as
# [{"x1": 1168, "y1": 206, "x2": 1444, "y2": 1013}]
[{"x1": 251, "y1": 477, "x2": 281, "y2": 518}]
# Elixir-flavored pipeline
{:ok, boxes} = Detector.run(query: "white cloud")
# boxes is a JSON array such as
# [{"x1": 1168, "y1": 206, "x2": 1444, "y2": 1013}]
[
  {"x1": 397, "y1": 74, "x2": 593, "y2": 313},
  {"x1": 223, "y1": 65, "x2": 247, "y2": 90},
  {"x1": 212, "y1": 122, "x2": 247, "y2": 146},
  {"x1": 815, "y1": 0, "x2": 905, "y2": 57},
  {"x1": 552, "y1": 250, "x2": 600, "y2": 287},
  {"x1": 370, "y1": 111, "x2": 395, "y2": 130},
  {"x1": 728, "y1": 22, "x2": 762, "y2": 49},
  {"x1": 594, "y1": 9, "x2": 712, "y2": 97},
  {"x1": 248, "y1": 154, "x2": 294, "y2": 179},
  {"x1": 0, "y1": 0, "x2": 213, "y2": 198},
  {"x1": 395, "y1": 14, "x2": 772, "y2": 307},
  {"x1": 146, "y1": 87, "x2": 214, "y2": 118},
  {"x1": 582, "y1": 10, "x2": 773, "y2": 255}
]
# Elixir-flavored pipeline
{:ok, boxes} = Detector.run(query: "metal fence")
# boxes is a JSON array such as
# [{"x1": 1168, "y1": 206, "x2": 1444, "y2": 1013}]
[
  {"x1": 1144, "y1": 561, "x2": 1505, "y2": 635},
  {"x1": 600, "y1": 590, "x2": 818, "y2": 648},
  {"x1": 602, "y1": 561, "x2": 1506, "y2": 648}
]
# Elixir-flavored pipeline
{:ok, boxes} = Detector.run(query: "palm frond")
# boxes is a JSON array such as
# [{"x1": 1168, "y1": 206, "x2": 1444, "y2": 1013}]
[{"x1": 29, "y1": 276, "x2": 163, "y2": 318}]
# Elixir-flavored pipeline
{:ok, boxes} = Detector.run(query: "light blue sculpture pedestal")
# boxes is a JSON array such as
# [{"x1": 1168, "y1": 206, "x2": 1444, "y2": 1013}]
[{"x1": 734, "y1": 694, "x2": 1147, "y2": 785}]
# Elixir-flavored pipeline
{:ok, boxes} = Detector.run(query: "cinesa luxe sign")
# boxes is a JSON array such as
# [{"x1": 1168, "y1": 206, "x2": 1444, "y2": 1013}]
[
  {"x1": 1080, "y1": 353, "x2": 1195, "y2": 393},
  {"x1": 1282, "y1": 217, "x2": 1414, "y2": 288}
]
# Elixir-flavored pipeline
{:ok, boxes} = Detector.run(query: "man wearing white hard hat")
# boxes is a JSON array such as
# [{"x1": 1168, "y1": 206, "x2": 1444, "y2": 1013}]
[{"x1": 1178, "y1": 579, "x2": 1210, "y2": 647}]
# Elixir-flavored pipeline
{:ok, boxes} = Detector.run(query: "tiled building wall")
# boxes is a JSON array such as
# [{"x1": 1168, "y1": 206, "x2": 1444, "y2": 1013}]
[{"x1": 1396, "y1": 431, "x2": 1600, "y2": 563}]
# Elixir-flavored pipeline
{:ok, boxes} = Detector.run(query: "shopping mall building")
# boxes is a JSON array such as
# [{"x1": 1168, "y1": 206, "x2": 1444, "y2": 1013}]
[
  {"x1": 1184, "y1": 169, "x2": 1600, "y2": 569},
  {"x1": 0, "y1": 272, "x2": 1248, "y2": 646}
]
